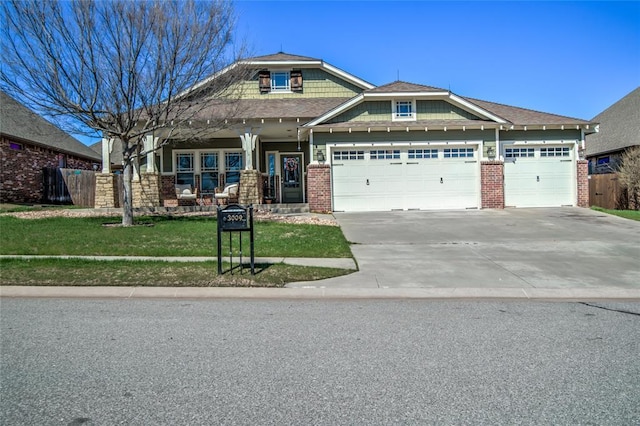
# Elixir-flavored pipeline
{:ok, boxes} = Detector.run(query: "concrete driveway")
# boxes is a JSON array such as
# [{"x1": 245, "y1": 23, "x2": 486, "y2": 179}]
[{"x1": 288, "y1": 208, "x2": 640, "y2": 290}]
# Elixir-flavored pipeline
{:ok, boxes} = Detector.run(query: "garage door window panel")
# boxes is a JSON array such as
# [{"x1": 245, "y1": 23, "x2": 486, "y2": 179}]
[
  {"x1": 540, "y1": 147, "x2": 570, "y2": 157},
  {"x1": 333, "y1": 150, "x2": 364, "y2": 161},
  {"x1": 444, "y1": 148, "x2": 474, "y2": 158},
  {"x1": 505, "y1": 148, "x2": 534, "y2": 158},
  {"x1": 408, "y1": 149, "x2": 437, "y2": 159},
  {"x1": 370, "y1": 150, "x2": 400, "y2": 160}
]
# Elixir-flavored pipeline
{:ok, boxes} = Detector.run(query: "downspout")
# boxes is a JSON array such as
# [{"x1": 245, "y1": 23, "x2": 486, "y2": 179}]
[{"x1": 309, "y1": 129, "x2": 314, "y2": 163}]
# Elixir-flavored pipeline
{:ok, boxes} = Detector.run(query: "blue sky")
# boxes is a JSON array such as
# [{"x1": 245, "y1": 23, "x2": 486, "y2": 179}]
[
  {"x1": 75, "y1": 0, "x2": 639, "y2": 145},
  {"x1": 235, "y1": 0, "x2": 639, "y2": 120}
]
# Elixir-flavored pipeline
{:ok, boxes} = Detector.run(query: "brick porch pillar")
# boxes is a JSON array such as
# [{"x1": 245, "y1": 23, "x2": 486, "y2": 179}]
[
  {"x1": 481, "y1": 161, "x2": 504, "y2": 209},
  {"x1": 307, "y1": 163, "x2": 332, "y2": 213},
  {"x1": 577, "y1": 160, "x2": 589, "y2": 208}
]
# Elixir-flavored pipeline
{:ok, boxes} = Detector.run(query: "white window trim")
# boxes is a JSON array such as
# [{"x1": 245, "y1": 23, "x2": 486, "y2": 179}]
[{"x1": 392, "y1": 99, "x2": 417, "y2": 121}]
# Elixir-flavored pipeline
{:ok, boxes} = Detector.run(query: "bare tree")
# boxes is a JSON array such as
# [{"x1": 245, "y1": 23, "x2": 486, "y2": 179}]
[
  {"x1": 617, "y1": 147, "x2": 640, "y2": 210},
  {"x1": 1, "y1": 0, "x2": 248, "y2": 225}
]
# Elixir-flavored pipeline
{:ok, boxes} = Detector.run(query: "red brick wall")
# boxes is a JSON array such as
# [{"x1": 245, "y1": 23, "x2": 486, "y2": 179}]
[
  {"x1": 307, "y1": 164, "x2": 332, "y2": 213},
  {"x1": 577, "y1": 160, "x2": 589, "y2": 208},
  {"x1": 481, "y1": 161, "x2": 504, "y2": 209},
  {"x1": 1, "y1": 137, "x2": 95, "y2": 204}
]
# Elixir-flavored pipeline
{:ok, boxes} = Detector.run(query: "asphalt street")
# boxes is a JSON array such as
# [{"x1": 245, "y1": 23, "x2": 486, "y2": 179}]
[{"x1": 1, "y1": 298, "x2": 639, "y2": 425}]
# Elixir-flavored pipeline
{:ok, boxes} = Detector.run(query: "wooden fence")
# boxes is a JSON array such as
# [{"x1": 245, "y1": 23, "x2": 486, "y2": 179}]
[
  {"x1": 43, "y1": 168, "x2": 96, "y2": 207},
  {"x1": 589, "y1": 173, "x2": 629, "y2": 210}
]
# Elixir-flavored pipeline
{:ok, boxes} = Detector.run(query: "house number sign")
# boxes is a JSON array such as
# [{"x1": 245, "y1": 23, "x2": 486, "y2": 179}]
[{"x1": 217, "y1": 204, "x2": 254, "y2": 275}]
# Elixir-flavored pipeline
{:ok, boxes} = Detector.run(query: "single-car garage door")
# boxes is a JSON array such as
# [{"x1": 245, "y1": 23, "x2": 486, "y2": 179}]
[
  {"x1": 332, "y1": 146, "x2": 479, "y2": 211},
  {"x1": 503, "y1": 145, "x2": 575, "y2": 207}
]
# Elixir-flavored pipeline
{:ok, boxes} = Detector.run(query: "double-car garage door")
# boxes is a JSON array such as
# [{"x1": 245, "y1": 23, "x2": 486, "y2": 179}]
[
  {"x1": 331, "y1": 143, "x2": 576, "y2": 211},
  {"x1": 331, "y1": 146, "x2": 479, "y2": 211}
]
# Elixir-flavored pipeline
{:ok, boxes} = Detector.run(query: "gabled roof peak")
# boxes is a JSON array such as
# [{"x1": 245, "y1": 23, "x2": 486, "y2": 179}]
[
  {"x1": 367, "y1": 81, "x2": 448, "y2": 94},
  {"x1": 247, "y1": 52, "x2": 321, "y2": 63}
]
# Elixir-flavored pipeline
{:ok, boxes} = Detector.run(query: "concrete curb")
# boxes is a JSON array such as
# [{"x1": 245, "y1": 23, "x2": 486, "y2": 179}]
[
  {"x1": 0, "y1": 255, "x2": 357, "y2": 270},
  {"x1": 2, "y1": 286, "x2": 639, "y2": 300}
]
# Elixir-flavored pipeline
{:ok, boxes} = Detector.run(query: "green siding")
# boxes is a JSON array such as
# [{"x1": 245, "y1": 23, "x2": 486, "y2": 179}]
[
  {"x1": 499, "y1": 129, "x2": 581, "y2": 141},
  {"x1": 230, "y1": 68, "x2": 364, "y2": 100},
  {"x1": 328, "y1": 100, "x2": 482, "y2": 124},
  {"x1": 416, "y1": 100, "x2": 480, "y2": 120}
]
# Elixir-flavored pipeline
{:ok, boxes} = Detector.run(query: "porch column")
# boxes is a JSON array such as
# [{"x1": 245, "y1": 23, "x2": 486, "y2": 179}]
[
  {"x1": 144, "y1": 135, "x2": 158, "y2": 173},
  {"x1": 101, "y1": 138, "x2": 113, "y2": 173},
  {"x1": 240, "y1": 131, "x2": 258, "y2": 170}
]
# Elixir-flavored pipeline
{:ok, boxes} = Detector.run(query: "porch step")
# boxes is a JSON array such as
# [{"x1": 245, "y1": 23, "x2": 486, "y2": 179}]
[{"x1": 256, "y1": 203, "x2": 309, "y2": 214}]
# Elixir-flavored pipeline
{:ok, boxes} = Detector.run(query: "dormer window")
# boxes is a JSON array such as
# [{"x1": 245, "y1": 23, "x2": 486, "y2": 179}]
[
  {"x1": 271, "y1": 71, "x2": 290, "y2": 91},
  {"x1": 393, "y1": 100, "x2": 416, "y2": 121},
  {"x1": 259, "y1": 70, "x2": 303, "y2": 94}
]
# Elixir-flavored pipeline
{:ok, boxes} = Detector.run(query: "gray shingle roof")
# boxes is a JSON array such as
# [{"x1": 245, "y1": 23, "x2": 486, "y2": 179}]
[
  {"x1": 193, "y1": 97, "x2": 352, "y2": 121},
  {"x1": 585, "y1": 87, "x2": 640, "y2": 157},
  {"x1": 465, "y1": 97, "x2": 591, "y2": 126},
  {"x1": 0, "y1": 91, "x2": 101, "y2": 161}
]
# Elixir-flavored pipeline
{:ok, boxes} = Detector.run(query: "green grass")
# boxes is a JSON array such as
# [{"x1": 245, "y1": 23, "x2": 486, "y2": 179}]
[
  {"x1": 591, "y1": 207, "x2": 640, "y2": 221},
  {"x1": 0, "y1": 258, "x2": 351, "y2": 287},
  {"x1": 0, "y1": 215, "x2": 352, "y2": 258}
]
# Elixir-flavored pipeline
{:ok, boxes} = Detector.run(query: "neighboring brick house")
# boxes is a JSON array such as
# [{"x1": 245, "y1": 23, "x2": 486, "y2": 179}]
[
  {"x1": 97, "y1": 52, "x2": 596, "y2": 211},
  {"x1": 585, "y1": 87, "x2": 640, "y2": 174},
  {"x1": 0, "y1": 90, "x2": 101, "y2": 204}
]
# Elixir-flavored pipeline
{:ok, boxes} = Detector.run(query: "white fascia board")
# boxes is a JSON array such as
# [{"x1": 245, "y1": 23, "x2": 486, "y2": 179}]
[
  {"x1": 449, "y1": 94, "x2": 508, "y2": 124},
  {"x1": 304, "y1": 94, "x2": 365, "y2": 127},
  {"x1": 327, "y1": 140, "x2": 482, "y2": 147},
  {"x1": 175, "y1": 62, "x2": 239, "y2": 99}
]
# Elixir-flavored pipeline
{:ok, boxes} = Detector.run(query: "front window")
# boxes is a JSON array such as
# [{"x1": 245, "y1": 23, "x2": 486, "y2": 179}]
[
  {"x1": 394, "y1": 100, "x2": 415, "y2": 120},
  {"x1": 176, "y1": 153, "x2": 194, "y2": 186},
  {"x1": 225, "y1": 152, "x2": 243, "y2": 184},
  {"x1": 200, "y1": 152, "x2": 218, "y2": 192},
  {"x1": 271, "y1": 71, "x2": 290, "y2": 92}
]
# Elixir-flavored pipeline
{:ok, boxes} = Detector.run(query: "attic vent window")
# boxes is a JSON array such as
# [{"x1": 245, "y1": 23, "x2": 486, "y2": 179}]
[
  {"x1": 271, "y1": 71, "x2": 290, "y2": 92},
  {"x1": 9, "y1": 142, "x2": 23, "y2": 150},
  {"x1": 393, "y1": 100, "x2": 416, "y2": 121}
]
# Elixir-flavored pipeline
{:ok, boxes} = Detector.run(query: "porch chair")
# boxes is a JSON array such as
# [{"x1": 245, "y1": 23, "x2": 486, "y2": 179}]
[
  {"x1": 175, "y1": 184, "x2": 198, "y2": 205},
  {"x1": 214, "y1": 183, "x2": 239, "y2": 205}
]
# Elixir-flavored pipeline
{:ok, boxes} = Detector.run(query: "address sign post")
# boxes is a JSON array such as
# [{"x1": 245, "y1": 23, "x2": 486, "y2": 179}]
[{"x1": 217, "y1": 204, "x2": 255, "y2": 275}]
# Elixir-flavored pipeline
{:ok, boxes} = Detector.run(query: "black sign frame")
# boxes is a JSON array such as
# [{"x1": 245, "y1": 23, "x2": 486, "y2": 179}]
[{"x1": 217, "y1": 204, "x2": 254, "y2": 275}]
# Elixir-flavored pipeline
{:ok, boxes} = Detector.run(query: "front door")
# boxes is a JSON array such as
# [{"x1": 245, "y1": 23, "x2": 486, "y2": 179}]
[{"x1": 281, "y1": 154, "x2": 303, "y2": 203}]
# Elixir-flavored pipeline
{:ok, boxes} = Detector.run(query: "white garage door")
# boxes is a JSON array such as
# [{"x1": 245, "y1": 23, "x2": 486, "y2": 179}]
[
  {"x1": 504, "y1": 145, "x2": 575, "y2": 207},
  {"x1": 332, "y1": 146, "x2": 479, "y2": 211}
]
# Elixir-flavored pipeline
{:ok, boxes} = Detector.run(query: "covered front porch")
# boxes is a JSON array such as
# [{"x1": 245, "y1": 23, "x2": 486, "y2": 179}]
[{"x1": 95, "y1": 119, "x2": 331, "y2": 212}]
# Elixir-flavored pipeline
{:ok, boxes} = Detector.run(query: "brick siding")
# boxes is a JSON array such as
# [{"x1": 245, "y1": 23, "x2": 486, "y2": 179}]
[
  {"x1": 307, "y1": 164, "x2": 332, "y2": 213},
  {"x1": 481, "y1": 161, "x2": 504, "y2": 209},
  {"x1": 1, "y1": 136, "x2": 95, "y2": 204}
]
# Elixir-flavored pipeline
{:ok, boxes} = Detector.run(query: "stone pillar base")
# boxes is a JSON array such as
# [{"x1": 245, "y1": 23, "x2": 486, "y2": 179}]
[
  {"x1": 132, "y1": 173, "x2": 161, "y2": 208},
  {"x1": 94, "y1": 173, "x2": 118, "y2": 208},
  {"x1": 239, "y1": 169, "x2": 262, "y2": 206}
]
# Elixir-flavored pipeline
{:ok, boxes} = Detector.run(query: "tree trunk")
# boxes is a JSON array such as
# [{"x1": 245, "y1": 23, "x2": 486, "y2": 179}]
[{"x1": 121, "y1": 161, "x2": 134, "y2": 226}]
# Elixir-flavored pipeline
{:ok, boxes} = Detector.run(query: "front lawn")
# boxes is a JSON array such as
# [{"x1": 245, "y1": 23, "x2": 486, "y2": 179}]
[
  {"x1": 591, "y1": 207, "x2": 640, "y2": 221},
  {"x1": 0, "y1": 215, "x2": 354, "y2": 286},
  {"x1": 0, "y1": 215, "x2": 352, "y2": 258}
]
